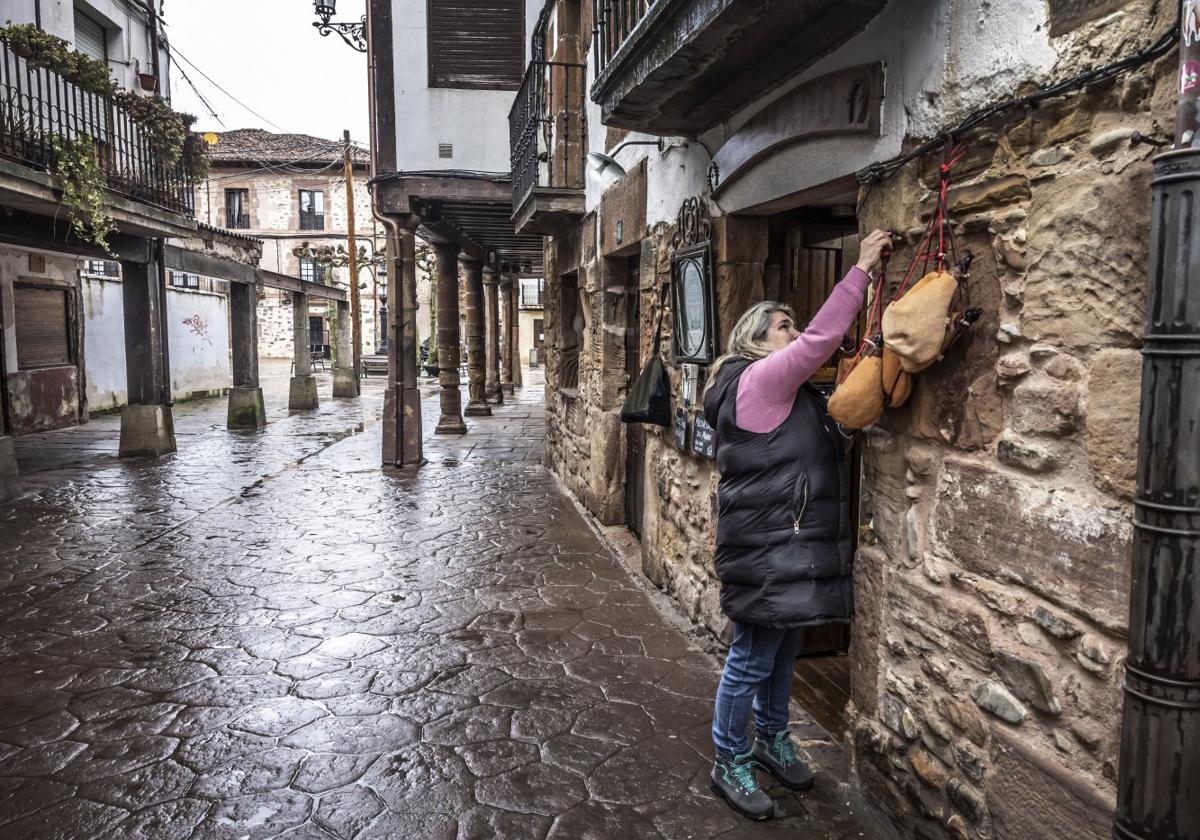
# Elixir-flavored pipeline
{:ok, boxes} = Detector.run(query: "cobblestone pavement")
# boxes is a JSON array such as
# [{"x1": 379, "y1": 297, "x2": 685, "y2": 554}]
[{"x1": 0, "y1": 365, "x2": 895, "y2": 839}]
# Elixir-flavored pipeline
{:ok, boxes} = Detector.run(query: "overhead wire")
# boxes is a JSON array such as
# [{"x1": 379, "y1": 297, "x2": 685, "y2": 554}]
[
  {"x1": 856, "y1": 18, "x2": 1181, "y2": 186},
  {"x1": 168, "y1": 43, "x2": 291, "y2": 133}
]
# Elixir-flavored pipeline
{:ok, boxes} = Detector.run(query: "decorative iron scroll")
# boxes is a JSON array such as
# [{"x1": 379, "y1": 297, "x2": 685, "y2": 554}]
[{"x1": 671, "y1": 196, "x2": 712, "y2": 250}]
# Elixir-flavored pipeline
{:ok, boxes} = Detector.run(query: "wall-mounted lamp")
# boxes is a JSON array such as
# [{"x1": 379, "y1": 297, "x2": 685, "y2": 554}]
[
  {"x1": 312, "y1": 0, "x2": 367, "y2": 53},
  {"x1": 586, "y1": 139, "x2": 662, "y2": 182}
]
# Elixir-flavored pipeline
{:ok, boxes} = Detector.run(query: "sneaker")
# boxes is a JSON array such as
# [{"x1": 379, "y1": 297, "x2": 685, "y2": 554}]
[
  {"x1": 709, "y1": 751, "x2": 774, "y2": 820},
  {"x1": 752, "y1": 731, "x2": 815, "y2": 791}
]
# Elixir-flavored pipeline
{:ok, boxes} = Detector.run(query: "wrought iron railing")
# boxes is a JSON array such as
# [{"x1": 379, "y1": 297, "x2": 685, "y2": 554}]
[
  {"x1": 0, "y1": 36, "x2": 194, "y2": 216},
  {"x1": 592, "y1": 0, "x2": 654, "y2": 78},
  {"x1": 509, "y1": 60, "x2": 586, "y2": 207},
  {"x1": 299, "y1": 211, "x2": 325, "y2": 231}
]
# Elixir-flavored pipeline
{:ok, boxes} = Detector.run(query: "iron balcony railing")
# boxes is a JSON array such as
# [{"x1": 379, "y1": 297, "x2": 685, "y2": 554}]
[
  {"x1": 593, "y1": 0, "x2": 654, "y2": 78},
  {"x1": 299, "y1": 211, "x2": 325, "y2": 231},
  {"x1": 509, "y1": 59, "x2": 586, "y2": 207},
  {"x1": 0, "y1": 36, "x2": 194, "y2": 216}
]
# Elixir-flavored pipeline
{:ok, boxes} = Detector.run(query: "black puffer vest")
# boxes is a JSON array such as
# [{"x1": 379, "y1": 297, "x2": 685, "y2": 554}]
[{"x1": 703, "y1": 358, "x2": 854, "y2": 628}]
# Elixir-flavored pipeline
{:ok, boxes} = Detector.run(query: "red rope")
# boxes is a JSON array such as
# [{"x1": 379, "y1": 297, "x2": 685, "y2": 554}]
[{"x1": 893, "y1": 140, "x2": 967, "y2": 300}]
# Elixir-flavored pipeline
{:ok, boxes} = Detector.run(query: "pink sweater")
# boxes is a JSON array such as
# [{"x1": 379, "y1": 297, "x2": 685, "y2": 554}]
[{"x1": 736, "y1": 266, "x2": 872, "y2": 433}]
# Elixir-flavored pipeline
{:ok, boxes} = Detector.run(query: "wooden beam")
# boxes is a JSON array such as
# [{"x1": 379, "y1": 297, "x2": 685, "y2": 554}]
[
  {"x1": 260, "y1": 270, "x2": 348, "y2": 301},
  {"x1": 162, "y1": 245, "x2": 260, "y2": 285}
]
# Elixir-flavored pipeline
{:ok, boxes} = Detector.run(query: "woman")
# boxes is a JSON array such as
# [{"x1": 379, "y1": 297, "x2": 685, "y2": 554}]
[{"x1": 702, "y1": 229, "x2": 890, "y2": 819}]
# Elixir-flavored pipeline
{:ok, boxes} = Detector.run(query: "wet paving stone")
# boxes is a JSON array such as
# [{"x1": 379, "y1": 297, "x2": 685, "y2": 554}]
[{"x1": 0, "y1": 369, "x2": 898, "y2": 838}]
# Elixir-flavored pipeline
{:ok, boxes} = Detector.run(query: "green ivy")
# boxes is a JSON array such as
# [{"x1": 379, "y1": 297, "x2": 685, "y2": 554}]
[
  {"x1": 50, "y1": 135, "x2": 116, "y2": 255},
  {"x1": 1, "y1": 23, "x2": 116, "y2": 96}
]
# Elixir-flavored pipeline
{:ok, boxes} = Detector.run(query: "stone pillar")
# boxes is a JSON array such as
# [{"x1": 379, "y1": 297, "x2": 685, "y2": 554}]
[
  {"x1": 483, "y1": 267, "x2": 503, "y2": 405},
  {"x1": 332, "y1": 299, "x2": 358, "y2": 398},
  {"x1": 119, "y1": 250, "x2": 176, "y2": 457},
  {"x1": 462, "y1": 257, "x2": 491, "y2": 417},
  {"x1": 289, "y1": 291, "x2": 319, "y2": 411},
  {"x1": 382, "y1": 225, "x2": 423, "y2": 466},
  {"x1": 227, "y1": 279, "x2": 266, "y2": 429},
  {"x1": 499, "y1": 276, "x2": 515, "y2": 395},
  {"x1": 508, "y1": 274, "x2": 523, "y2": 389},
  {"x1": 434, "y1": 242, "x2": 466, "y2": 434}
]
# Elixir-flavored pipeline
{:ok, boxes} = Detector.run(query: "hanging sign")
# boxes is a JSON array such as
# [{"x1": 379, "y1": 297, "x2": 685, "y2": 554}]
[
  {"x1": 673, "y1": 407, "x2": 689, "y2": 450},
  {"x1": 691, "y1": 412, "x2": 716, "y2": 460}
]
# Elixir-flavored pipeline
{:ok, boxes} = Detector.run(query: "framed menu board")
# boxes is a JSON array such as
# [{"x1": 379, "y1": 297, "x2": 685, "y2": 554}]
[{"x1": 691, "y1": 411, "x2": 716, "y2": 459}]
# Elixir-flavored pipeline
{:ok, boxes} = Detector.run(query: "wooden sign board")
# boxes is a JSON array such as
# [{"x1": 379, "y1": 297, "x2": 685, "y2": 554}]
[{"x1": 691, "y1": 411, "x2": 716, "y2": 460}]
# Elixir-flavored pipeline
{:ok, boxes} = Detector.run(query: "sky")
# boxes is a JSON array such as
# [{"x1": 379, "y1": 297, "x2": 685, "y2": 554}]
[{"x1": 163, "y1": 0, "x2": 370, "y2": 144}]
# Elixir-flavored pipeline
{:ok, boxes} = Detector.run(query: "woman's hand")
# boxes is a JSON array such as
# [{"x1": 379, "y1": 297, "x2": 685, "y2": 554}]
[{"x1": 855, "y1": 229, "x2": 892, "y2": 274}]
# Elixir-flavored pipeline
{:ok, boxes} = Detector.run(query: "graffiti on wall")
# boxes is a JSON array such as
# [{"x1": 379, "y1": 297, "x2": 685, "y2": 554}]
[{"x1": 182, "y1": 314, "x2": 213, "y2": 346}]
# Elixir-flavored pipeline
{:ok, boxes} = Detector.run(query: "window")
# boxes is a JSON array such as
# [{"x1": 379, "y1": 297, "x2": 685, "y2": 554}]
[
  {"x1": 81, "y1": 259, "x2": 119, "y2": 278},
  {"x1": 299, "y1": 259, "x2": 326, "y2": 284},
  {"x1": 519, "y1": 277, "x2": 544, "y2": 308},
  {"x1": 73, "y1": 8, "x2": 107, "y2": 62},
  {"x1": 14, "y1": 286, "x2": 71, "y2": 369},
  {"x1": 428, "y1": 0, "x2": 524, "y2": 90},
  {"x1": 170, "y1": 272, "x2": 200, "y2": 289},
  {"x1": 299, "y1": 190, "x2": 325, "y2": 231},
  {"x1": 225, "y1": 189, "x2": 250, "y2": 229}
]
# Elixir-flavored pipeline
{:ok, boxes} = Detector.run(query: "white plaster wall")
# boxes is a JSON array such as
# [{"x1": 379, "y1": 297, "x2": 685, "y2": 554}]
[
  {"x1": 166, "y1": 288, "x2": 230, "y2": 398},
  {"x1": 391, "y1": 0, "x2": 544, "y2": 172},
  {"x1": 582, "y1": 0, "x2": 1062, "y2": 217},
  {"x1": 519, "y1": 308, "x2": 541, "y2": 365},
  {"x1": 81, "y1": 276, "x2": 127, "y2": 411},
  {"x1": 0, "y1": 0, "x2": 171, "y2": 97}
]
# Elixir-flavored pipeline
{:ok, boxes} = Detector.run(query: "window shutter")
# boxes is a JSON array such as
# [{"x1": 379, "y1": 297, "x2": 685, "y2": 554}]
[
  {"x1": 14, "y1": 287, "x2": 71, "y2": 369},
  {"x1": 428, "y1": 0, "x2": 525, "y2": 90},
  {"x1": 74, "y1": 10, "x2": 107, "y2": 62}
]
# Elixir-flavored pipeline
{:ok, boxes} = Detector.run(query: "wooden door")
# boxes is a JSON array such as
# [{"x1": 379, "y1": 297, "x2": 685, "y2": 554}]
[{"x1": 623, "y1": 256, "x2": 645, "y2": 538}]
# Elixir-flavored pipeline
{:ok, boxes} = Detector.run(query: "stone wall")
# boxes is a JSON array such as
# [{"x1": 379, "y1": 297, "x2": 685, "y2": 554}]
[
  {"x1": 541, "y1": 2, "x2": 1173, "y2": 837},
  {"x1": 843, "y1": 49, "x2": 1172, "y2": 840}
]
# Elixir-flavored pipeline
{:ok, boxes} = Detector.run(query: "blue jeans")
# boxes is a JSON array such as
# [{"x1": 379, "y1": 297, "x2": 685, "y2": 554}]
[{"x1": 712, "y1": 623, "x2": 806, "y2": 759}]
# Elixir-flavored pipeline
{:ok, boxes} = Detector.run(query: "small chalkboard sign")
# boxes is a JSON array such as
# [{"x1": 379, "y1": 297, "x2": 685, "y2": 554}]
[
  {"x1": 673, "y1": 407, "x2": 689, "y2": 450},
  {"x1": 691, "y1": 412, "x2": 716, "y2": 459}
]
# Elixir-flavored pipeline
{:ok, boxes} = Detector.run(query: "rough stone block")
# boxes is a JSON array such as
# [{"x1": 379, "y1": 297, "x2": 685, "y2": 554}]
[
  {"x1": 289, "y1": 376, "x2": 320, "y2": 411},
  {"x1": 119, "y1": 404, "x2": 177, "y2": 457},
  {"x1": 849, "y1": 545, "x2": 888, "y2": 717},
  {"x1": 227, "y1": 386, "x2": 266, "y2": 430},
  {"x1": 1028, "y1": 606, "x2": 1081, "y2": 640},
  {"x1": 0, "y1": 436, "x2": 21, "y2": 502},
  {"x1": 1010, "y1": 377, "x2": 1080, "y2": 435},
  {"x1": 332, "y1": 368, "x2": 360, "y2": 398},
  {"x1": 986, "y1": 729, "x2": 1114, "y2": 840},
  {"x1": 992, "y1": 650, "x2": 1062, "y2": 715},
  {"x1": 997, "y1": 433, "x2": 1059, "y2": 473},
  {"x1": 933, "y1": 459, "x2": 1131, "y2": 631},
  {"x1": 888, "y1": 575, "x2": 993, "y2": 672},
  {"x1": 945, "y1": 176, "x2": 1030, "y2": 215},
  {"x1": 971, "y1": 680, "x2": 1028, "y2": 724},
  {"x1": 1023, "y1": 170, "x2": 1148, "y2": 351},
  {"x1": 1086, "y1": 349, "x2": 1141, "y2": 499}
]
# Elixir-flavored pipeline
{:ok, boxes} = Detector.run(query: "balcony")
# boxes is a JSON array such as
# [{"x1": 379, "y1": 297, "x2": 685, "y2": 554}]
[
  {"x1": 590, "y1": 0, "x2": 887, "y2": 135},
  {"x1": 300, "y1": 211, "x2": 325, "y2": 231},
  {"x1": 0, "y1": 35, "x2": 194, "y2": 217},
  {"x1": 509, "y1": 60, "x2": 586, "y2": 237}
]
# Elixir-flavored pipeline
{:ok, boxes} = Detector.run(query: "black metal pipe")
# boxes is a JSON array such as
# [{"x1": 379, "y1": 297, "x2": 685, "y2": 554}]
[{"x1": 1112, "y1": 148, "x2": 1200, "y2": 840}]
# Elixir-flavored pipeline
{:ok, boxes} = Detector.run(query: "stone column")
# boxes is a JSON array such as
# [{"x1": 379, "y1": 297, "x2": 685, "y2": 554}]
[
  {"x1": 508, "y1": 274, "x2": 523, "y2": 389},
  {"x1": 288, "y1": 291, "x2": 319, "y2": 410},
  {"x1": 499, "y1": 276, "x2": 515, "y2": 395},
  {"x1": 119, "y1": 250, "x2": 176, "y2": 456},
  {"x1": 434, "y1": 242, "x2": 466, "y2": 434},
  {"x1": 483, "y1": 267, "x2": 503, "y2": 405},
  {"x1": 332, "y1": 299, "x2": 359, "y2": 398},
  {"x1": 382, "y1": 225, "x2": 423, "y2": 466},
  {"x1": 462, "y1": 257, "x2": 491, "y2": 417},
  {"x1": 227, "y1": 279, "x2": 266, "y2": 429}
]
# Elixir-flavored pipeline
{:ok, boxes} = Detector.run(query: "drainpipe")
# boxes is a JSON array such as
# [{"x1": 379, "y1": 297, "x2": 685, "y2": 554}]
[
  {"x1": 34, "y1": 0, "x2": 41, "y2": 28},
  {"x1": 1112, "y1": 4, "x2": 1200, "y2": 839}
]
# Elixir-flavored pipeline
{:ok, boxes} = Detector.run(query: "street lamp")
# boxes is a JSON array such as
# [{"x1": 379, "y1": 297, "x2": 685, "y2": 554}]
[{"x1": 312, "y1": 0, "x2": 367, "y2": 53}]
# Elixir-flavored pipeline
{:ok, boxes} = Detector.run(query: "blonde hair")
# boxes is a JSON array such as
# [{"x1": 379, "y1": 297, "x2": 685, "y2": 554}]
[{"x1": 706, "y1": 300, "x2": 796, "y2": 393}]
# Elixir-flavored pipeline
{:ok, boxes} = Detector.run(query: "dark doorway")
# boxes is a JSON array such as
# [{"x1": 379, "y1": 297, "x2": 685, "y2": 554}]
[
  {"x1": 623, "y1": 255, "x2": 645, "y2": 539},
  {"x1": 771, "y1": 206, "x2": 862, "y2": 736}
]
